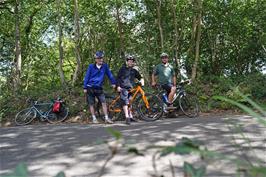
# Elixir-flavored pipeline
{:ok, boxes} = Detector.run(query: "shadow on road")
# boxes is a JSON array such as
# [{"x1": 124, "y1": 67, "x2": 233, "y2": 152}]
[{"x1": 0, "y1": 114, "x2": 265, "y2": 177}]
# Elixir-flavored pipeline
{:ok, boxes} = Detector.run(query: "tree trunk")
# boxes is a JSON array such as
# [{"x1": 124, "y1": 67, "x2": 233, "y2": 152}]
[
  {"x1": 115, "y1": 2, "x2": 125, "y2": 59},
  {"x1": 14, "y1": 0, "x2": 22, "y2": 91},
  {"x1": 171, "y1": 0, "x2": 181, "y2": 77},
  {"x1": 191, "y1": 0, "x2": 202, "y2": 81},
  {"x1": 156, "y1": 0, "x2": 164, "y2": 51},
  {"x1": 72, "y1": 0, "x2": 82, "y2": 86},
  {"x1": 57, "y1": 0, "x2": 66, "y2": 87},
  {"x1": 187, "y1": 16, "x2": 197, "y2": 57}
]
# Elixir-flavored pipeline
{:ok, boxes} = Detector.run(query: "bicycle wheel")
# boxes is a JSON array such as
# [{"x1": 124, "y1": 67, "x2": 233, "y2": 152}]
[
  {"x1": 47, "y1": 105, "x2": 69, "y2": 123},
  {"x1": 15, "y1": 108, "x2": 36, "y2": 125},
  {"x1": 107, "y1": 96, "x2": 123, "y2": 121},
  {"x1": 95, "y1": 95, "x2": 122, "y2": 121},
  {"x1": 136, "y1": 93, "x2": 163, "y2": 121},
  {"x1": 179, "y1": 94, "x2": 199, "y2": 118}
]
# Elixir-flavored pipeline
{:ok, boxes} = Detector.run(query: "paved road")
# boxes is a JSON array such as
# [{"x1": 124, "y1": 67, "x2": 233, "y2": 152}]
[{"x1": 1, "y1": 114, "x2": 266, "y2": 177}]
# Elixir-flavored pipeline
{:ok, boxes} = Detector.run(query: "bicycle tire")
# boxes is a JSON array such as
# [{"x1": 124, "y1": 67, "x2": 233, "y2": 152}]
[
  {"x1": 136, "y1": 93, "x2": 163, "y2": 121},
  {"x1": 47, "y1": 104, "x2": 69, "y2": 123},
  {"x1": 109, "y1": 103, "x2": 123, "y2": 121},
  {"x1": 15, "y1": 108, "x2": 36, "y2": 126},
  {"x1": 179, "y1": 94, "x2": 199, "y2": 118},
  {"x1": 95, "y1": 95, "x2": 122, "y2": 121},
  {"x1": 106, "y1": 95, "x2": 123, "y2": 121}
]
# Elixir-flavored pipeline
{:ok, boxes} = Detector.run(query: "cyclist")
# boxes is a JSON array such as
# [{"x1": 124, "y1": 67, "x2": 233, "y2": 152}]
[
  {"x1": 151, "y1": 52, "x2": 177, "y2": 104},
  {"x1": 83, "y1": 51, "x2": 116, "y2": 124},
  {"x1": 116, "y1": 55, "x2": 143, "y2": 125}
]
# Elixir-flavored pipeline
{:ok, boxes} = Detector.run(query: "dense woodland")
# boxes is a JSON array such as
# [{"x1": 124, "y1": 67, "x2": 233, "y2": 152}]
[{"x1": 0, "y1": 0, "x2": 266, "y2": 122}]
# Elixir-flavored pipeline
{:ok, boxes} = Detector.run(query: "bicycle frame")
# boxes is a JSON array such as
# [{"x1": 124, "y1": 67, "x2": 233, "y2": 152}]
[
  {"x1": 109, "y1": 85, "x2": 150, "y2": 113},
  {"x1": 157, "y1": 83, "x2": 188, "y2": 105},
  {"x1": 32, "y1": 102, "x2": 53, "y2": 119},
  {"x1": 175, "y1": 85, "x2": 186, "y2": 100},
  {"x1": 15, "y1": 98, "x2": 69, "y2": 125}
]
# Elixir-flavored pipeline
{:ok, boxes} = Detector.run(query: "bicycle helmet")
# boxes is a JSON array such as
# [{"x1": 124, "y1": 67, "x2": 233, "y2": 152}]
[
  {"x1": 126, "y1": 54, "x2": 135, "y2": 61},
  {"x1": 94, "y1": 51, "x2": 104, "y2": 58},
  {"x1": 160, "y1": 52, "x2": 169, "y2": 58}
]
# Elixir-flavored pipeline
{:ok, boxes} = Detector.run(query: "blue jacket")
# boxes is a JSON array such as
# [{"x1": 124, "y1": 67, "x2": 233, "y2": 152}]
[{"x1": 83, "y1": 63, "x2": 116, "y2": 89}]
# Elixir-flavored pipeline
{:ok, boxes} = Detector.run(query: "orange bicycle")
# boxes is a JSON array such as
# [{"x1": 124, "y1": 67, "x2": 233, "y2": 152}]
[{"x1": 98, "y1": 83, "x2": 163, "y2": 122}]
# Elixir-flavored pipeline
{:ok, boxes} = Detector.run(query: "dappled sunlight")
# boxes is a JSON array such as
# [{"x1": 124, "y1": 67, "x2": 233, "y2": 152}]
[
  {"x1": 0, "y1": 133, "x2": 19, "y2": 138},
  {"x1": 0, "y1": 115, "x2": 265, "y2": 176}
]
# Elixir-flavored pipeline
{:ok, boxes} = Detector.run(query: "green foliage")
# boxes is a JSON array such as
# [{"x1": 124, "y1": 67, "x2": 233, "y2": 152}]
[
  {"x1": 2, "y1": 163, "x2": 66, "y2": 177},
  {"x1": 238, "y1": 73, "x2": 266, "y2": 99},
  {"x1": 189, "y1": 73, "x2": 266, "y2": 111},
  {"x1": 1, "y1": 163, "x2": 28, "y2": 177},
  {"x1": 248, "y1": 166, "x2": 266, "y2": 177},
  {"x1": 160, "y1": 137, "x2": 200, "y2": 156},
  {"x1": 183, "y1": 162, "x2": 206, "y2": 177},
  {"x1": 214, "y1": 90, "x2": 266, "y2": 126},
  {"x1": 54, "y1": 172, "x2": 66, "y2": 177},
  {"x1": 1, "y1": 0, "x2": 265, "y2": 116},
  {"x1": 106, "y1": 127, "x2": 122, "y2": 140}
]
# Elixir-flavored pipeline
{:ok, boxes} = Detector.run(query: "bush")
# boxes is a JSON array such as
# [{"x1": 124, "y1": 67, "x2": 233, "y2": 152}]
[{"x1": 189, "y1": 73, "x2": 266, "y2": 111}]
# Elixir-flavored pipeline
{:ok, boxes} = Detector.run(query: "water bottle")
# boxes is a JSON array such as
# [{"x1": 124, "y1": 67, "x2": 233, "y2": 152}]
[{"x1": 162, "y1": 93, "x2": 169, "y2": 104}]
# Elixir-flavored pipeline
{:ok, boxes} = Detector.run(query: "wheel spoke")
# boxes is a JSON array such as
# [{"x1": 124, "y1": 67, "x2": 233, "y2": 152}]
[
  {"x1": 179, "y1": 95, "x2": 199, "y2": 118},
  {"x1": 47, "y1": 106, "x2": 69, "y2": 123},
  {"x1": 137, "y1": 93, "x2": 163, "y2": 121},
  {"x1": 15, "y1": 108, "x2": 36, "y2": 125}
]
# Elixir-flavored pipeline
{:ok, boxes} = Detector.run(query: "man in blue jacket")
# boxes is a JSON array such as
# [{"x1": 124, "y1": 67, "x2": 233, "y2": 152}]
[{"x1": 83, "y1": 51, "x2": 116, "y2": 124}]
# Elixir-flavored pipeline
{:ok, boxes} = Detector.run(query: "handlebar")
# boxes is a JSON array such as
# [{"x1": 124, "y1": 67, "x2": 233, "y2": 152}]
[{"x1": 179, "y1": 79, "x2": 191, "y2": 86}]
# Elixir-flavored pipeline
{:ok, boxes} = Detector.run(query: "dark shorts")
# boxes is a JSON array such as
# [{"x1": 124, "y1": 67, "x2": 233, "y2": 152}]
[
  {"x1": 120, "y1": 88, "x2": 132, "y2": 106},
  {"x1": 161, "y1": 84, "x2": 173, "y2": 95},
  {"x1": 86, "y1": 88, "x2": 106, "y2": 105}
]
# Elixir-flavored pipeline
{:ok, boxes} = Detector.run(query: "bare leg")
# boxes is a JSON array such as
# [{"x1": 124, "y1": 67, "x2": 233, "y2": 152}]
[
  {"x1": 123, "y1": 105, "x2": 129, "y2": 118},
  {"x1": 102, "y1": 102, "x2": 108, "y2": 117},
  {"x1": 128, "y1": 109, "x2": 133, "y2": 118},
  {"x1": 89, "y1": 105, "x2": 95, "y2": 116},
  {"x1": 168, "y1": 87, "x2": 176, "y2": 103},
  {"x1": 102, "y1": 102, "x2": 113, "y2": 123},
  {"x1": 90, "y1": 105, "x2": 99, "y2": 123},
  {"x1": 128, "y1": 97, "x2": 133, "y2": 118},
  {"x1": 123, "y1": 105, "x2": 131, "y2": 124}
]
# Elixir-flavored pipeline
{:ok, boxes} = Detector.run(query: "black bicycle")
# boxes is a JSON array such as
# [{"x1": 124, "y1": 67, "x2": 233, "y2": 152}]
[
  {"x1": 154, "y1": 80, "x2": 199, "y2": 118},
  {"x1": 15, "y1": 98, "x2": 69, "y2": 125}
]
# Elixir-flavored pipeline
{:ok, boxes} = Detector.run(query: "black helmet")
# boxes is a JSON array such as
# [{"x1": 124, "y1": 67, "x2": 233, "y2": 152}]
[
  {"x1": 126, "y1": 55, "x2": 135, "y2": 61},
  {"x1": 160, "y1": 52, "x2": 169, "y2": 58}
]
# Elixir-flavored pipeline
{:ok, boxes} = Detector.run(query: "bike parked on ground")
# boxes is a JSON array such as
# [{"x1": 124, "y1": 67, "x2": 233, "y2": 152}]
[{"x1": 15, "y1": 98, "x2": 69, "y2": 125}]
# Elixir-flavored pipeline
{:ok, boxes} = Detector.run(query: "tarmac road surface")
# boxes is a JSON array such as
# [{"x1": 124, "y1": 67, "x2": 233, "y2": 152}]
[{"x1": 0, "y1": 114, "x2": 266, "y2": 177}]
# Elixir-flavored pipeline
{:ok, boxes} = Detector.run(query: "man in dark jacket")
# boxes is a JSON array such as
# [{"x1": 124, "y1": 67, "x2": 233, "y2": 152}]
[
  {"x1": 83, "y1": 51, "x2": 116, "y2": 124},
  {"x1": 116, "y1": 55, "x2": 143, "y2": 125}
]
